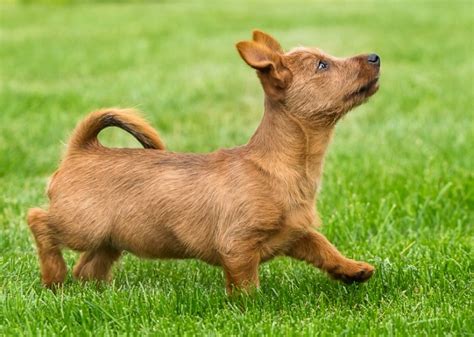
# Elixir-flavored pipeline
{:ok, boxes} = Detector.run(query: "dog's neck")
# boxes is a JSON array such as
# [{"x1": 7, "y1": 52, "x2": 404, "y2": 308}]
[{"x1": 245, "y1": 98, "x2": 334, "y2": 200}]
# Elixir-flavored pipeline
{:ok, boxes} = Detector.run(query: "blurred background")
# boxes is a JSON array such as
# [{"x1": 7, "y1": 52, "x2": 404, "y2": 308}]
[{"x1": 0, "y1": 0, "x2": 472, "y2": 336}]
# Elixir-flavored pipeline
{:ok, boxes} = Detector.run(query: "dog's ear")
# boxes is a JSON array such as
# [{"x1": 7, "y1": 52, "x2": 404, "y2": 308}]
[
  {"x1": 236, "y1": 41, "x2": 276, "y2": 71},
  {"x1": 252, "y1": 30, "x2": 283, "y2": 54},
  {"x1": 236, "y1": 41, "x2": 291, "y2": 99}
]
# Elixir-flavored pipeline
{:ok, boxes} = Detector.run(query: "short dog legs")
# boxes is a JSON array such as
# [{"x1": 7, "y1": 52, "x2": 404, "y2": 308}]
[
  {"x1": 73, "y1": 248, "x2": 121, "y2": 282},
  {"x1": 27, "y1": 208, "x2": 67, "y2": 288},
  {"x1": 287, "y1": 231, "x2": 374, "y2": 283},
  {"x1": 222, "y1": 252, "x2": 260, "y2": 294}
]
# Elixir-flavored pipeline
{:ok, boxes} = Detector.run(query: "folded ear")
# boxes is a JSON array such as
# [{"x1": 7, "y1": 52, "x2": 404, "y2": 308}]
[
  {"x1": 236, "y1": 41, "x2": 276, "y2": 71},
  {"x1": 236, "y1": 41, "x2": 291, "y2": 98},
  {"x1": 252, "y1": 30, "x2": 283, "y2": 54}
]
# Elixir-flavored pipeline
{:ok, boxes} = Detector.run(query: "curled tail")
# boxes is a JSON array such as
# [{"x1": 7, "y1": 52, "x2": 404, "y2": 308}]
[{"x1": 68, "y1": 108, "x2": 165, "y2": 152}]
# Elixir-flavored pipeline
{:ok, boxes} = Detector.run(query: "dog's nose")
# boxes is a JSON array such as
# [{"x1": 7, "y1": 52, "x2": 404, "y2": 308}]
[{"x1": 367, "y1": 53, "x2": 380, "y2": 66}]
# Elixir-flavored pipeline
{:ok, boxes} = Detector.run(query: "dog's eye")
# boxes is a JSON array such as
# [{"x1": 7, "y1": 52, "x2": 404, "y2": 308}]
[{"x1": 317, "y1": 60, "x2": 328, "y2": 71}]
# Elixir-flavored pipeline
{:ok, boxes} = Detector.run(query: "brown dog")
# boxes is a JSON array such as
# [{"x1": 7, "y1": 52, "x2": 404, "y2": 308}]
[{"x1": 28, "y1": 30, "x2": 380, "y2": 293}]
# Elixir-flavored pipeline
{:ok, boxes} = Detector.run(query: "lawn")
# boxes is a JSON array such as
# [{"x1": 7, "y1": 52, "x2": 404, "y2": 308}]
[{"x1": 0, "y1": 1, "x2": 473, "y2": 336}]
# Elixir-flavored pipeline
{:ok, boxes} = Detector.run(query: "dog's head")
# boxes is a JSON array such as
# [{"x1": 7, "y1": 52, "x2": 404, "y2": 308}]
[{"x1": 236, "y1": 30, "x2": 380, "y2": 127}]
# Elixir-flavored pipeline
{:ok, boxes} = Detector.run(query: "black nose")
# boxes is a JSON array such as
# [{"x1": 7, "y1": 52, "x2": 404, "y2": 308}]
[{"x1": 367, "y1": 53, "x2": 380, "y2": 66}]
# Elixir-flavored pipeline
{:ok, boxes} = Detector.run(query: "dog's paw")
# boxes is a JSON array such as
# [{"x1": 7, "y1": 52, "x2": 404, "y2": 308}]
[{"x1": 328, "y1": 261, "x2": 375, "y2": 284}]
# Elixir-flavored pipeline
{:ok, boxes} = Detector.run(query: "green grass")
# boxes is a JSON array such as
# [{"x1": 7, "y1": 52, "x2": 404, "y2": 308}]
[{"x1": 1, "y1": 1, "x2": 473, "y2": 336}]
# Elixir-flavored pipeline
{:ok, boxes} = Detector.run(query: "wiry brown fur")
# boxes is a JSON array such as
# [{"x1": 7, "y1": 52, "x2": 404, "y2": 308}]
[{"x1": 27, "y1": 30, "x2": 380, "y2": 293}]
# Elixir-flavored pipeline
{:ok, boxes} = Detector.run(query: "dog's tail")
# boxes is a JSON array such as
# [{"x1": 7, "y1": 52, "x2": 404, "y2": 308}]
[{"x1": 67, "y1": 108, "x2": 165, "y2": 152}]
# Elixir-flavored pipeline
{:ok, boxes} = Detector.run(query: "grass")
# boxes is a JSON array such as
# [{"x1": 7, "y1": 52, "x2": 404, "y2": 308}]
[{"x1": 0, "y1": 1, "x2": 473, "y2": 336}]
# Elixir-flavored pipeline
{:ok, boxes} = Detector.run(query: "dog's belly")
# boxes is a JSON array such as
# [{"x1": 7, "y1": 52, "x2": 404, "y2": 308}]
[
  {"x1": 121, "y1": 242, "x2": 199, "y2": 261},
  {"x1": 111, "y1": 221, "x2": 222, "y2": 266}
]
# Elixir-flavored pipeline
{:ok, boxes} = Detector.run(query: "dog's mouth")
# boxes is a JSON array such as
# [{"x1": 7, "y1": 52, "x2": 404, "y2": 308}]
[{"x1": 345, "y1": 77, "x2": 380, "y2": 101}]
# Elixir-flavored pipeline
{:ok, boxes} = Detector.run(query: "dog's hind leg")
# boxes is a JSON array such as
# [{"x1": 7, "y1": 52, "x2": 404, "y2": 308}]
[
  {"x1": 27, "y1": 208, "x2": 67, "y2": 288},
  {"x1": 73, "y1": 247, "x2": 121, "y2": 282},
  {"x1": 286, "y1": 231, "x2": 374, "y2": 283}
]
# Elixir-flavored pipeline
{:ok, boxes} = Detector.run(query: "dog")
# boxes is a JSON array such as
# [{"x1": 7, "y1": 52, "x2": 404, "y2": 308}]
[{"x1": 27, "y1": 30, "x2": 380, "y2": 293}]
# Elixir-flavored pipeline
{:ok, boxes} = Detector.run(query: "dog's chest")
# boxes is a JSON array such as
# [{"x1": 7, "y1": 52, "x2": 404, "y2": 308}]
[
  {"x1": 283, "y1": 203, "x2": 319, "y2": 233},
  {"x1": 259, "y1": 203, "x2": 317, "y2": 260}
]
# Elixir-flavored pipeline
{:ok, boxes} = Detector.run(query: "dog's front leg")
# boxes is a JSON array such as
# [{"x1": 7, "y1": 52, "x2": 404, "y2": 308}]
[
  {"x1": 287, "y1": 231, "x2": 374, "y2": 283},
  {"x1": 220, "y1": 243, "x2": 260, "y2": 295}
]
